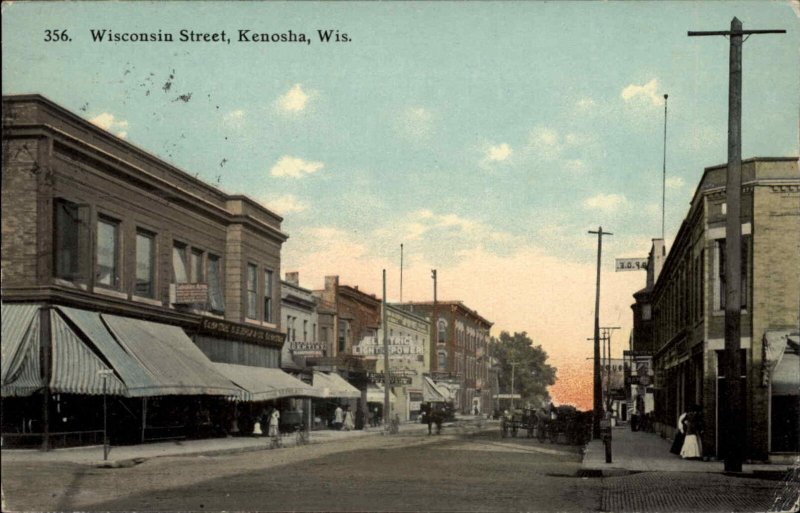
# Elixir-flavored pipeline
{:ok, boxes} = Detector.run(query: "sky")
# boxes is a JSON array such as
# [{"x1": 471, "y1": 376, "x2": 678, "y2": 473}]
[{"x1": 3, "y1": 1, "x2": 798, "y2": 409}]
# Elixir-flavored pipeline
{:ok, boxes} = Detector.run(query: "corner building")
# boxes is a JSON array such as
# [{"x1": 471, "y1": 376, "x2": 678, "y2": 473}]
[
  {"x1": 0, "y1": 95, "x2": 316, "y2": 448},
  {"x1": 648, "y1": 157, "x2": 799, "y2": 462}
]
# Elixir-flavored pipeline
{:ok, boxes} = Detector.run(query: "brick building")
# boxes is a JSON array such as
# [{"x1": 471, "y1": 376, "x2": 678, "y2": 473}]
[
  {"x1": 396, "y1": 301, "x2": 493, "y2": 414},
  {"x1": 1, "y1": 95, "x2": 320, "y2": 447},
  {"x1": 647, "y1": 157, "x2": 799, "y2": 461}
]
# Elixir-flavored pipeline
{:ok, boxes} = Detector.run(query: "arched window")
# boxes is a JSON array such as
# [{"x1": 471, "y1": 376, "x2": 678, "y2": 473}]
[
  {"x1": 437, "y1": 319, "x2": 447, "y2": 344},
  {"x1": 437, "y1": 350, "x2": 447, "y2": 371}
]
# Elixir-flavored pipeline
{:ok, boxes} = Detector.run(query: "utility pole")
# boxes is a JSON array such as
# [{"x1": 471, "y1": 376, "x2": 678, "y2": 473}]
[
  {"x1": 588, "y1": 227, "x2": 612, "y2": 439},
  {"x1": 400, "y1": 244, "x2": 404, "y2": 303},
  {"x1": 510, "y1": 362, "x2": 517, "y2": 411},
  {"x1": 431, "y1": 269, "x2": 437, "y2": 374},
  {"x1": 602, "y1": 327, "x2": 621, "y2": 413},
  {"x1": 689, "y1": 17, "x2": 784, "y2": 473},
  {"x1": 382, "y1": 270, "x2": 390, "y2": 430},
  {"x1": 661, "y1": 94, "x2": 669, "y2": 240}
]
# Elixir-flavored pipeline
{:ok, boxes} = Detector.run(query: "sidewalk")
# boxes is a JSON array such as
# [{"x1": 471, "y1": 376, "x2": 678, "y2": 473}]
[
  {"x1": 1, "y1": 421, "x2": 432, "y2": 468},
  {"x1": 582, "y1": 425, "x2": 798, "y2": 476}
]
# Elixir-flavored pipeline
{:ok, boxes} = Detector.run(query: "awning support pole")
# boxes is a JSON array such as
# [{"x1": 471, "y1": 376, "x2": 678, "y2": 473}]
[
  {"x1": 40, "y1": 307, "x2": 52, "y2": 452},
  {"x1": 142, "y1": 397, "x2": 147, "y2": 444}
]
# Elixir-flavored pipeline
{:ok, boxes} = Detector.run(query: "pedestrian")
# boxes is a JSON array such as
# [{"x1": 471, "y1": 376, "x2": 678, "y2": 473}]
[
  {"x1": 268, "y1": 407, "x2": 280, "y2": 438},
  {"x1": 670, "y1": 409, "x2": 687, "y2": 455},
  {"x1": 433, "y1": 408, "x2": 443, "y2": 435},
  {"x1": 333, "y1": 405, "x2": 343, "y2": 430},
  {"x1": 680, "y1": 405, "x2": 703, "y2": 460},
  {"x1": 343, "y1": 406, "x2": 355, "y2": 431},
  {"x1": 372, "y1": 407, "x2": 380, "y2": 427},
  {"x1": 355, "y1": 404, "x2": 365, "y2": 430}
]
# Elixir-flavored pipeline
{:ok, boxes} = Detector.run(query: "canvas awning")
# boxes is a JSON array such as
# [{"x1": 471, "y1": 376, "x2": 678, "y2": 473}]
[
  {"x1": 1, "y1": 304, "x2": 45, "y2": 397},
  {"x1": 311, "y1": 371, "x2": 361, "y2": 399},
  {"x1": 423, "y1": 376, "x2": 447, "y2": 403},
  {"x1": 366, "y1": 384, "x2": 396, "y2": 403},
  {"x1": 214, "y1": 363, "x2": 321, "y2": 401},
  {"x1": 101, "y1": 313, "x2": 240, "y2": 397},
  {"x1": 770, "y1": 332, "x2": 800, "y2": 396},
  {"x1": 49, "y1": 310, "x2": 126, "y2": 395}
]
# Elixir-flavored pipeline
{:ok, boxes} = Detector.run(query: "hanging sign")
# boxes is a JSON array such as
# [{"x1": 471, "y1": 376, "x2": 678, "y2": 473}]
[{"x1": 615, "y1": 258, "x2": 648, "y2": 272}]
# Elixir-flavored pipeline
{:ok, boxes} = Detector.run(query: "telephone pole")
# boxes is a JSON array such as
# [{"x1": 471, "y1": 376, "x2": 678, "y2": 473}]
[
  {"x1": 689, "y1": 17, "x2": 784, "y2": 473},
  {"x1": 383, "y1": 270, "x2": 390, "y2": 429},
  {"x1": 431, "y1": 269, "x2": 438, "y2": 375},
  {"x1": 588, "y1": 227, "x2": 612, "y2": 439},
  {"x1": 602, "y1": 327, "x2": 621, "y2": 412}
]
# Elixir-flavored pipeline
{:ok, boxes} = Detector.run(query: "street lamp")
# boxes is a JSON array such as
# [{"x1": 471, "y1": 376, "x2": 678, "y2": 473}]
[{"x1": 98, "y1": 369, "x2": 114, "y2": 461}]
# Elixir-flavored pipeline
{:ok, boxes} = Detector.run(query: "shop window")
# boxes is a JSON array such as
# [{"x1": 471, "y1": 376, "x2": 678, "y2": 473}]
[
  {"x1": 263, "y1": 269, "x2": 274, "y2": 323},
  {"x1": 53, "y1": 198, "x2": 90, "y2": 282},
  {"x1": 207, "y1": 254, "x2": 225, "y2": 312},
  {"x1": 96, "y1": 216, "x2": 120, "y2": 289},
  {"x1": 172, "y1": 242, "x2": 188, "y2": 283},
  {"x1": 135, "y1": 230, "x2": 155, "y2": 297},
  {"x1": 246, "y1": 263, "x2": 258, "y2": 319}
]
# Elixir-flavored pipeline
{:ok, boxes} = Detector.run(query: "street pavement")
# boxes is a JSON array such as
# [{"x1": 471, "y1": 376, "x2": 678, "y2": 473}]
[{"x1": 2, "y1": 417, "x2": 797, "y2": 512}]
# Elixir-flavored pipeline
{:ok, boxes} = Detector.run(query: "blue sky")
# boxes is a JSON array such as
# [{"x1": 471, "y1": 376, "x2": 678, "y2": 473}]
[{"x1": 3, "y1": 1, "x2": 798, "y2": 405}]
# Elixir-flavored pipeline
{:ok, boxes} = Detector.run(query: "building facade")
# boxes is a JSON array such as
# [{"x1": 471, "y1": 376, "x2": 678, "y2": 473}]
[
  {"x1": 646, "y1": 157, "x2": 799, "y2": 461},
  {"x1": 1, "y1": 95, "x2": 316, "y2": 447},
  {"x1": 396, "y1": 301, "x2": 493, "y2": 414}
]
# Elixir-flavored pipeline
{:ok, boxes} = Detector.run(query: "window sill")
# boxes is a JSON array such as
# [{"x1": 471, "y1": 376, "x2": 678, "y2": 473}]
[
  {"x1": 93, "y1": 287, "x2": 128, "y2": 300},
  {"x1": 132, "y1": 295, "x2": 163, "y2": 307},
  {"x1": 53, "y1": 278, "x2": 88, "y2": 291}
]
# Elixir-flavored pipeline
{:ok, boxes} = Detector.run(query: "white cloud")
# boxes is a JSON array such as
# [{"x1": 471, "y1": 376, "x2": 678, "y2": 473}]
[
  {"x1": 665, "y1": 176, "x2": 685, "y2": 189},
  {"x1": 621, "y1": 79, "x2": 664, "y2": 106},
  {"x1": 89, "y1": 112, "x2": 129, "y2": 138},
  {"x1": 270, "y1": 155, "x2": 325, "y2": 178},
  {"x1": 223, "y1": 109, "x2": 245, "y2": 129},
  {"x1": 398, "y1": 106, "x2": 434, "y2": 139},
  {"x1": 276, "y1": 84, "x2": 312, "y2": 113},
  {"x1": 575, "y1": 97, "x2": 596, "y2": 111},
  {"x1": 583, "y1": 193, "x2": 629, "y2": 213},
  {"x1": 261, "y1": 194, "x2": 309, "y2": 214},
  {"x1": 528, "y1": 126, "x2": 594, "y2": 162},
  {"x1": 485, "y1": 143, "x2": 512, "y2": 162}
]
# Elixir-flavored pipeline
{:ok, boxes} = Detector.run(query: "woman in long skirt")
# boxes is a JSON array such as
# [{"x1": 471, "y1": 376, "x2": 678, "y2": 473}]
[
  {"x1": 669, "y1": 411, "x2": 686, "y2": 455},
  {"x1": 680, "y1": 408, "x2": 703, "y2": 459}
]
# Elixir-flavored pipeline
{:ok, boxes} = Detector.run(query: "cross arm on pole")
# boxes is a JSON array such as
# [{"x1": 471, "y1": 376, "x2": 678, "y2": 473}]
[{"x1": 688, "y1": 29, "x2": 786, "y2": 36}]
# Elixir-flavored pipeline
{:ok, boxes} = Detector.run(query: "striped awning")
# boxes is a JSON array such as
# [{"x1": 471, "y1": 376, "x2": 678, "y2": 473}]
[
  {"x1": 50, "y1": 310, "x2": 126, "y2": 395},
  {"x1": 101, "y1": 313, "x2": 240, "y2": 397},
  {"x1": 1, "y1": 304, "x2": 45, "y2": 397},
  {"x1": 213, "y1": 363, "x2": 321, "y2": 402},
  {"x1": 311, "y1": 371, "x2": 361, "y2": 399}
]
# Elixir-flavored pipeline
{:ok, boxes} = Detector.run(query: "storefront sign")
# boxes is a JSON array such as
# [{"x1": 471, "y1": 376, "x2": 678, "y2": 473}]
[
  {"x1": 353, "y1": 336, "x2": 423, "y2": 359},
  {"x1": 289, "y1": 341, "x2": 326, "y2": 355},
  {"x1": 615, "y1": 258, "x2": 648, "y2": 272},
  {"x1": 199, "y1": 318, "x2": 286, "y2": 347},
  {"x1": 366, "y1": 372, "x2": 412, "y2": 385},
  {"x1": 175, "y1": 283, "x2": 208, "y2": 303}
]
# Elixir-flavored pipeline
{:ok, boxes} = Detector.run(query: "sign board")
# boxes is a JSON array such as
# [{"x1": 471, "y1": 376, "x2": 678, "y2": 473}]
[
  {"x1": 198, "y1": 317, "x2": 286, "y2": 347},
  {"x1": 353, "y1": 336, "x2": 423, "y2": 359},
  {"x1": 175, "y1": 283, "x2": 208, "y2": 303},
  {"x1": 615, "y1": 258, "x2": 648, "y2": 272},
  {"x1": 289, "y1": 342, "x2": 326, "y2": 355},
  {"x1": 367, "y1": 372, "x2": 413, "y2": 385}
]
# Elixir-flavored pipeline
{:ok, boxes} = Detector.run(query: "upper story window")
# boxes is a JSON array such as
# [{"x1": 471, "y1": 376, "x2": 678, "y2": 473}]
[
  {"x1": 263, "y1": 269, "x2": 274, "y2": 323},
  {"x1": 715, "y1": 237, "x2": 749, "y2": 311},
  {"x1": 191, "y1": 249, "x2": 204, "y2": 283},
  {"x1": 135, "y1": 230, "x2": 155, "y2": 298},
  {"x1": 246, "y1": 263, "x2": 258, "y2": 319},
  {"x1": 53, "y1": 198, "x2": 90, "y2": 282},
  {"x1": 437, "y1": 319, "x2": 447, "y2": 344},
  {"x1": 338, "y1": 320, "x2": 349, "y2": 353},
  {"x1": 96, "y1": 216, "x2": 120, "y2": 289},
  {"x1": 437, "y1": 350, "x2": 447, "y2": 371},
  {"x1": 172, "y1": 242, "x2": 188, "y2": 283},
  {"x1": 207, "y1": 254, "x2": 225, "y2": 313},
  {"x1": 303, "y1": 320, "x2": 308, "y2": 341},
  {"x1": 642, "y1": 304, "x2": 652, "y2": 321}
]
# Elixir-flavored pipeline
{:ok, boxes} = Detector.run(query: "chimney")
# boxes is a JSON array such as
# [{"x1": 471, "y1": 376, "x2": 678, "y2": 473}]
[
  {"x1": 285, "y1": 272, "x2": 299, "y2": 286},
  {"x1": 324, "y1": 275, "x2": 339, "y2": 292}
]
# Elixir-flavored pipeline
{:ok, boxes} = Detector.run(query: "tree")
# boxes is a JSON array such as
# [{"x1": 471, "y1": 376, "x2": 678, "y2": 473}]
[{"x1": 491, "y1": 331, "x2": 556, "y2": 409}]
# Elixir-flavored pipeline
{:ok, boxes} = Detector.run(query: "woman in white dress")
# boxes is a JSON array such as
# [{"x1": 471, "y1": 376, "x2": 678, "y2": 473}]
[
  {"x1": 268, "y1": 408, "x2": 280, "y2": 438},
  {"x1": 680, "y1": 406, "x2": 703, "y2": 459},
  {"x1": 343, "y1": 407, "x2": 355, "y2": 431}
]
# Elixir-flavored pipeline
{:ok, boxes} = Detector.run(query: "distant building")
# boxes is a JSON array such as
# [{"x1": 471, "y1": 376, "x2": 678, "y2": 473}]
[
  {"x1": 646, "y1": 157, "x2": 799, "y2": 461},
  {"x1": 395, "y1": 301, "x2": 493, "y2": 414}
]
